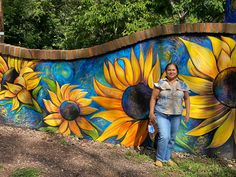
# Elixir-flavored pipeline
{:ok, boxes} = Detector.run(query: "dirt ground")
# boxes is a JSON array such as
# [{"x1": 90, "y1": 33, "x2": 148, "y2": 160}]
[
  {"x1": 0, "y1": 124, "x2": 161, "y2": 177},
  {"x1": 0, "y1": 124, "x2": 235, "y2": 177}
]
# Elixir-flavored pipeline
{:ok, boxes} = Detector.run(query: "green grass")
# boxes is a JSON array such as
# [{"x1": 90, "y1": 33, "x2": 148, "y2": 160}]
[
  {"x1": 59, "y1": 137, "x2": 74, "y2": 145},
  {"x1": 125, "y1": 150, "x2": 153, "y2": 163},
  {"x1": 10, "y1": 167, "x2": 40, "y2": 177},
  {"x1": 38, "y1": 126, "x2": 58, "y2": 133},
  {"x1": 0, "y1": 164, "x2": 3, "y2": 172},
  {"x1": 155, "y1": 157, "x2": 236, "y2": 177}
]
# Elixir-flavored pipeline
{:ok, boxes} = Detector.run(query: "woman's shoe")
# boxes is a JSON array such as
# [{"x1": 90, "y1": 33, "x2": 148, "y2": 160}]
[
  {"x1": 166, "y1": 160, "x2": 177, "y2": 166},
  {"x1": 155, "y1": 160, "x2": 163, "y2": 167}
]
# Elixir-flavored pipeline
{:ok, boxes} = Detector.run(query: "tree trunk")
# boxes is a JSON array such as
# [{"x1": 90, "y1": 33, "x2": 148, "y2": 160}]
[{"x1": 0, "y1": 0, "x2": 4, "y2": 43}]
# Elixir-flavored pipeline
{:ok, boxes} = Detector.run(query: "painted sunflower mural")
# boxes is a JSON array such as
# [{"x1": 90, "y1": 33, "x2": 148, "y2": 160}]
[
  {"x1": 0, "y1": 56, "x2": 41, "y2": 111},
  {"x1": 92, "y1": 46, "x2": 163, "y2": 147},
  {"x1": 179, "y1": 36, "x2": 236, "y2": 148},
  {"x1": 43, "y1": 82, "x2": 99, "y2": 139}
]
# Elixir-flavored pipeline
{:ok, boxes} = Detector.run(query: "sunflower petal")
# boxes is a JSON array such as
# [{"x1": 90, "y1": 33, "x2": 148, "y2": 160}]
[
  {"x1": 187, "y1": 59, "x2": 211, "y2": 80},
  {"x1": 80, "y1": 107, "x2": 97, "y2": 115},
  {"x1": 143, "y1": 46, "x2": 153, "y2": 83},
  {"x1": 19, "y1": 67, "x2": 34, "y2": 76},
  {"x1": 11, "y1": 97, "x2": 20, "y2": 111},
  {"x1": 114, "y1": 60, "x2": 129, "y2": 86},
  {"x1": 231, "y1": 48, "x2": 236, "y2": 67},
  {"x1": 96, "y1": 117, "x2": 132, "y2": 142},
  {"x1": 69, "y1": 90, "x2": 87, "y2": 101},
  {"x1": 221, "y1": 36, "x2": 236, "y2": 52},
  {"x1": 0, "y1": 90, "x2": 6, "y2": 99},
  {"x1": 178, "y1": 75, "x2": 213, "y2": 95},
  {"x1": 63, "y1": 85, "x2": 77, "y2": 100},
  {"x1": 131, "y1": 49, "x2": 141, "y2": 84},
  {"x1": 180, "y1": 38, "x2": 218, "y2": 79},
  {"x1": 121, "y1": 122, "x2": 139, "y2": 147},
  {"x1": 0, "y1": 56, "x2": 8, "y2": 72},
  {"x1": 23, "y1": 72, "x2": 41, "y2": 81},
  {"x1": 77, "y1": 98, "x2": 92, "y2": 107},
  {"x1": 208, "y1": 36, "x2": 231, "y2": 58},
  {"x1": 56, "y1": 82, "x2": 63, "y2": 102},
  {"x1": 108, "y1": 61, "x2": 126, "y2": 90},
  {"x1": 25, "y1": 60, "x2": 38, "y2": 68},
  {"x1": 59, "y1": 120, "x2": 69, "y2": 134},
  {"x1": 139, "y1": 46, "x2": 145, "y2": 76},
  {"x1": 26, "y1": 77, "x2": 41, "y2": 90},
  {"x1": 92, "y1": 96, "x2": 122, "y2": 110},
  {"x1": 91, "y1": 110, "x2": 130, "y2": 122},
  {"x1": 93, "y1": 79, "x2": 123, "y2": 99},
  {"x1": 217, "y1": 50, "x2": 231, "y2": 71},
  {"x1": 0, "y1": 72, "x2": 2, "y2": 82},
  {"x1": 93, "y1": 78, "x2": 106, "y2": 97},
  {"x1": 16, "y1": 58, "x2": 22, "y2": 73},
  {"x1": 62, "y1": 128, "x2": 71, "y2": 136},
  {"x1": 17, "y1": 89, "x2": 33, "y2": 104},
  {"x1": 14, "y1": 76, "x2": 26, "y2": 87},
  {"x1": 188, "y1": 95, "x2": 219, "y2": 106},
  {"x1": 43, "y1": 99, "x2": 59, "y2": 113},
  {"x1": 0, "y1": 63, "x2": 7, "y2": 74},
  {"x1": 133, "y1": 120, "x2": 148, "y2": 146},
  {"x1": 69, "y1": 120, "x2": 83, "y2": 137},
  {"x1": 13, "y1": 58, "x2": 18, "y2": 72},
  {"x1": 48, "y1": 90, "x2": 61, "y2": 107},
  {"x1": 103, "y1": 62, "x2": 113, "y2": 86},
  {"x1": 187, "y1": 111, "x2": 230, "y2": 136},
  {"x1": 14, "y1": 58, "x2": 21, "y2": 73},
  {"x1": 208, "y1": 110, "x2": 235, "y2": 148},
  {"x1": 119, "y1": 58, "x2": 134, "y2": 85},
  {"x1": 4, "y1": 90, "x2": 16, "y2": 98},
  {"x1": 183, "y1": 103, "x2": 230, "y2": 119},
  {"x1": 121, "y1": 120, "x2": 148, "y2": 147},
  {"x1": 116, "y1": 121, "x2": 133, "y2": 140},
  {"x1": 7, "y1": 57, "x2": 15, "y2": 69},
  {"x1": 6, "y1": 83, "x2": 22, "y2": 94},
  {"x1": 234, "y1": 111, "x2": 236, "y2": 144},
  {"x1": 153, "y1": 54, "x2": 161, "y2": 82},
  {"x1": 76, "y1": 117, "x2": 94, "y2": 131},
  {"x1": 148, "y1": 57, "x2": 161, "y2": 89},
  {"x1": 44, "y1": 113, "x2": 63, "y2": 126},
  {"x1": 60, "y1": 84, "x2": 70, "y2": 97}
]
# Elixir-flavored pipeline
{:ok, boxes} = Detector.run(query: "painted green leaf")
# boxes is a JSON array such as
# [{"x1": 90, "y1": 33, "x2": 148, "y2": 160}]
[
  {"x1": 32, "y1": 86, "x2": 42, "y2": 100},
  {"x1": 82, "y1": 128, "x2": 99, "y2": 140},
  {"x1": 89, "y1": 121, "x2": 103, "y2": 133},
  {"x1": 42, "y1": 78, "x2": 57, "y2": 93},
  {"x1": 0, "y1": 99, "x2": 12, "y2": 106},
  {"x1": 32, "y1": 98, "x2": 42, "y2": 113},
  {"x1": 176, "y1": 136, "x2": 195, "y2": 154},
  {"x1": 181, "y1": 119, "x2": 188, "y2": 129}
]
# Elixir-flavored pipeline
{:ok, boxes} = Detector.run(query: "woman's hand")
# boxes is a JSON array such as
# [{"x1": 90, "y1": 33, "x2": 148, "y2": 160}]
[
  {"x1": 185, "y1": 114, "x2": 190, "y2": 123},
  {"x1": 149, "y1": 113, "x2": 156, "y2": 125}
]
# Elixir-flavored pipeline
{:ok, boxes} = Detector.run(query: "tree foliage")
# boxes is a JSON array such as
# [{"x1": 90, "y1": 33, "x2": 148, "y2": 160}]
[{"x1": 3, "y1": 0, "x2": 225, "y2": 49}]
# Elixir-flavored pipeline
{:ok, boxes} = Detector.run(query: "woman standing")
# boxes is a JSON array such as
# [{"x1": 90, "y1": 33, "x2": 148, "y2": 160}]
[{"x1": 149, "y1": 63, "x2": 190, "y2": 167}]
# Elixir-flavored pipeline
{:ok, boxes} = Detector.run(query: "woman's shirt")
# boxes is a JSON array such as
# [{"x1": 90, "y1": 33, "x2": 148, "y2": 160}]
[{"x1": 154, "y1": 78, "x2": 189, "y2": 115}]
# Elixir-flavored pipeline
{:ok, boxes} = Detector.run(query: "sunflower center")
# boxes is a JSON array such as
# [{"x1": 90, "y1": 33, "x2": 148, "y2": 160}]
[
  {"x1": 213, "y1": 67, "x2": 236, "y2": 108},
  {"x1": 1, "y1": 68, "x2": 18, "y2": 89},
  {"x1": 59, "y1": 101, "x2": 80, "y2": 121},
  {"x1": 122, "y1": 83, "x2": 152, "y2": 120}
]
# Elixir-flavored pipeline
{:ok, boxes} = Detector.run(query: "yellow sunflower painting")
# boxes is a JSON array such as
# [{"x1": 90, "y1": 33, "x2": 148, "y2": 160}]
[
  {"x1": 43, "y1": 82, "x2": 99, "y2": 139},
  {"x1": 179, "y1": 36, "x2": 236, "y2": 148},
  {"x1": 0, "y1": 56, "x2": 41, "y2": 111},
  {"x1": 0, "y1": 56, "x2": 38, "y2": 86},
  {"x1": 92, "y1": 46, "x2": 163, "y2": 147}
]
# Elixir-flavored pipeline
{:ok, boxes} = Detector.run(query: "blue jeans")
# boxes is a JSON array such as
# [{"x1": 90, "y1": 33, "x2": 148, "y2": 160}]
[{"x1": 155, "y1": 111, "x2": 181, "y2": 162}]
